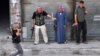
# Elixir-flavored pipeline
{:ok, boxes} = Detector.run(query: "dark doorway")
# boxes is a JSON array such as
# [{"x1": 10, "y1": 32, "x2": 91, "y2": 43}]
[{"x1": 0, "y1": 0, "x2": 10, "y2": 36}]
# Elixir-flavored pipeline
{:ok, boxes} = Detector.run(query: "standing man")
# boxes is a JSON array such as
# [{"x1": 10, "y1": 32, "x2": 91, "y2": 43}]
[
  {"x1": 74, "y1": 1, "x2": 88, "y2": 44},
  {"x1": 32, "y1": 6, "x2": 55, "y2": 45},
  {"x1": 54, "y1": 6, "x2": 67, "y2": 44}
]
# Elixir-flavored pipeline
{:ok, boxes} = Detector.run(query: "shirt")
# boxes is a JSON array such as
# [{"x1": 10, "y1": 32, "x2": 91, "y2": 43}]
[
  {"x1": 32, "y1": 11, "x2": 48, "y2": 26},
  {"x1": 75, "y1": 7, "x2": 86, "y2": 22},
  {"x1": 12, "y1": 29, "x2": 21, "y2": 43}
]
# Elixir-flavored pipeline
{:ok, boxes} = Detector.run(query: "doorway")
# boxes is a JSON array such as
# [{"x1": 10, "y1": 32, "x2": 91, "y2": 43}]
[{"x1": 0, "y1": 0, "x2": 10, "y2": 36}]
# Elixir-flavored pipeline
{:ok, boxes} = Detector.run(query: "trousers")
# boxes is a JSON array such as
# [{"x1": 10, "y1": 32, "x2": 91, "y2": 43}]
[{"x1": 34, "y1": 25, "x2": 48, "y2": 44}]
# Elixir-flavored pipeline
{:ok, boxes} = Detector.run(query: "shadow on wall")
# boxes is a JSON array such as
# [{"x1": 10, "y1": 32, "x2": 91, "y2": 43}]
[{"x1": 0, "y1": 0, "x2": 10, "y2": 35}]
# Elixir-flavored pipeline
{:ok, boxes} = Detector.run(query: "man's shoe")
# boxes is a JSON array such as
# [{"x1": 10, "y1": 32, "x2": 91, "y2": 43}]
[{"x1": 76, "y1": 42, "x2": 80, "y2": 45}]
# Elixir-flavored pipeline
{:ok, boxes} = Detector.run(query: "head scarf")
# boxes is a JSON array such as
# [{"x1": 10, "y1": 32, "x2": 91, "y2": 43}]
[{"x1": 57, "y1": 5, "x2": 64, "y2": 12}]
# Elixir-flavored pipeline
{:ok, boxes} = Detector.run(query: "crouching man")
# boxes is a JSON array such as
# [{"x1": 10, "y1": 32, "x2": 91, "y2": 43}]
[{"x1": 10, "y1": 22, "x2": 23, "y2": 56}]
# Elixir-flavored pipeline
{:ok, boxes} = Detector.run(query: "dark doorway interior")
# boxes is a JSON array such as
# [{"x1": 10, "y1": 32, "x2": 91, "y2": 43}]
[{"x1": 0, "y1": 0, "x2": 10, "y2": 35}]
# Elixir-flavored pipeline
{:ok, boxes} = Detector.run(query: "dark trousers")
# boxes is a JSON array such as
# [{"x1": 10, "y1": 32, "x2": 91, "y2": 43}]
[{"x1": 76, "y1": 20, "x2": 87, "y2": 43}]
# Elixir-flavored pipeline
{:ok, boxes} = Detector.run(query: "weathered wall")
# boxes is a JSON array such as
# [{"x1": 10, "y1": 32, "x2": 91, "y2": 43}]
[
  {"x1": 83, "y1": 0, "x2": 100, "y2": 39},
  {"x1": 10, "y1": 0, "x2": 21, "y2": 24},
  {"x1": 10, "y1": 0, "x2": 100, "y2": 40},
  {"x1": 22, "y1": 0, "x2": 74, "y2": 40}
]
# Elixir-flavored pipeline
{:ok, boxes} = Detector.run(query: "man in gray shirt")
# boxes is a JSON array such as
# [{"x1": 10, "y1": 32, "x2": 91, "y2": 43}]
[{"x1": 74, "y1": 1, "x2": 88, "y2": 44}]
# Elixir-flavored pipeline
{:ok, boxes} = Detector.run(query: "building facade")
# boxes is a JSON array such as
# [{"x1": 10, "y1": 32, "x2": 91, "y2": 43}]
[{"x1": 10, "y1": 0, "x2": 100, "y2": 41}]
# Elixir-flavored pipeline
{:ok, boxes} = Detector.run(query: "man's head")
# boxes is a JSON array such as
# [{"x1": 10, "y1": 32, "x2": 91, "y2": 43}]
[
  {"x1": 36, "y1": 6, "x2": 43, "y2": 13},
  {"x1": 57, "y1": 5, "x2": 64, "y2": 12},
  {"x1": 79, "y1": 1, "x2": 84, "y2": 8},
  {"x1": 12, "y1": 22, "x2": 21, "y2": 29}
]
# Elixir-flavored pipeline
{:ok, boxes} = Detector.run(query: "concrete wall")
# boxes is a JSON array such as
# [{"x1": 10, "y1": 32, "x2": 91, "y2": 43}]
[
  {"x1": 10, "y1": 0, "x2": 21, "y2": 24},
  {"x1": 83, "y1": 0, "x2": 100, "y2": 39},
  {"x1": 10, "y1": 0, "x2": 100, "y2": 40},
  {"x1": 22, "y1": 0, "x2": 74, "y2": 40}
]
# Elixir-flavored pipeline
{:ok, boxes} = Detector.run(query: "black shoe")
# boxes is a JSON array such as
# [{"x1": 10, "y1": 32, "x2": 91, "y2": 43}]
[
  {"x1": 58, "y1": 42, "x2": 65, "y2": 44},
  {"x1": 65, "y1": 40, "x2": 68, "y2": 44},
  {"x1": 76, "y1": 42, "x2": 80, "y2": 45}
]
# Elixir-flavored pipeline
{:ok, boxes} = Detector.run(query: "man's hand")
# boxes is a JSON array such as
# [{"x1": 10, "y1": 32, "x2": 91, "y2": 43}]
[
  {"x1": 72, "y1": 23, "x2": 78, "y2": 26},
  {"x1": 85, "y1": 9, "x2": 88, "y2": 14},
  {"x1": 32, "y1": 25, "x2": 34, "y2": 28},
  {"x1": 74, "y1": 23, "x2": 78, "y2": 26},
  {"x1": 16, "y1": 29, "x2": 21, "y2": 36},
  {"x1": 52, "y1": 18, "x2": 56, "y2": 20},
  {"x1": 31, "y1": 26, "x2": 34, "y2": 30}
]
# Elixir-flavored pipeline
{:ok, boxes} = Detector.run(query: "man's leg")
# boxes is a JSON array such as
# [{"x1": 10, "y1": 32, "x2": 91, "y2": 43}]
[
  {"x1": 34, "y1": 25, "x2": 40, "y2": 44},
  {"x1": 11, "y1": 43, "x2": 23, "y2": 56},
  {"x1": 17, "y1": 43, "x2": 23, "y2": 56},
  {"x1": 11, "y1": 43, "x2": 19, "y2": 56},
  {"x1": 76, "y1": 23, "x2": 81, "y2": 43},
  {"x1": 82, "y1": 21, "x2": 87, "y2": 43},
  {"x1": 40, "y1": 25, "x2": 48, "y2": 43}
]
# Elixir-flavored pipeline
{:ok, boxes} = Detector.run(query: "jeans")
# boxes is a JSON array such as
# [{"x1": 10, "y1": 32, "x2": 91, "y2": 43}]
[{"x1": 11, "y1": 43, "x2": 23, "y2": 56}]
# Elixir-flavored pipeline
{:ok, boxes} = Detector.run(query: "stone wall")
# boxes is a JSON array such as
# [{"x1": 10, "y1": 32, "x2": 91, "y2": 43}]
[
  {"x1": 10, "y1": 0, "x2": 22, "y2": 24},
  {"x1": 83, "y1": 0, "x2": 100, "y2": 39},
  {"x1": 21, "y1": 0, "x2": 74, "y2": 40},
  {"x1": 10, "y1": 0, "x2": 100, "y2": 40},
  {"x1": 71, "y1": 0, "x2": 100, "y2": 40}
]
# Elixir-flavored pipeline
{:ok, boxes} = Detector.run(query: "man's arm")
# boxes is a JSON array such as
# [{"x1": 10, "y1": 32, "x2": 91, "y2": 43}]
[
  {"x1": 32, "y1": 12, "x2": 36, "y2": 27},
  {"x1": 74, "y1": 7, "x2": 78, "y2": 26},
  {"x1": 47, "y1": 14, "x2": 56, "y2": 20},
  {"x1": 43, "y1": 11, "x2": 56, "y2": 20},
  {"x1": 74, "y1": 14, "x2": 78, "y2": 26},
  {"x1": 16, "y1": 28, "x2": 21, "y2": 36}
]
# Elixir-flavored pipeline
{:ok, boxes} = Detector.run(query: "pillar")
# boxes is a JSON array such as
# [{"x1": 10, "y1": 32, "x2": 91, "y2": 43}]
[{"x1": 10, "y1": 0, "x2": 22, "y2": 24}]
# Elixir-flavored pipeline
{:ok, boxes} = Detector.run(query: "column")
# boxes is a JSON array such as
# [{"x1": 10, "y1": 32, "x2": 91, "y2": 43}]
[{"x1": 10, "y1": 0, "x2": 21, "y2": 24}]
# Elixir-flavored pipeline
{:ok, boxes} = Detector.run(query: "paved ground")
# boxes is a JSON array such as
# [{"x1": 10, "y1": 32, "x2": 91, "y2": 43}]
[{"x1": 1, "y1": 36, "x2": 100, "y2": 56}]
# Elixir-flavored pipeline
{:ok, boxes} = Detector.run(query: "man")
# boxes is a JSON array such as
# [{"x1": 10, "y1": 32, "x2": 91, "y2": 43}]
[
  {"x1": 32, "y1": 6, "x2": 55, "y2": 45},
  {"x1": 54, "y1": 6, "x2": 67, "y2": 44},
  {"x1": 74, "y1": 1, "x2": 88, "y2": 44},
  {"x1": 11, "y1": 22, "x2": 23, "y2": 56}
]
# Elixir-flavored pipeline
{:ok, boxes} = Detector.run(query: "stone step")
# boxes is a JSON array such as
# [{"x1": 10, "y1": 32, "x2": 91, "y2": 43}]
[
  {"x1": 1, "y1": 41, "x2": 100, "y2": 56},
  {"x1": 16, "y1": 48, "x2": 100, "y2": 56},
  {"x1": 12, "y1": 45, "x2": 100, "y2": 56},
  {"x1": 31, "y1": 48, "x2": 100, "y2": 55}
]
